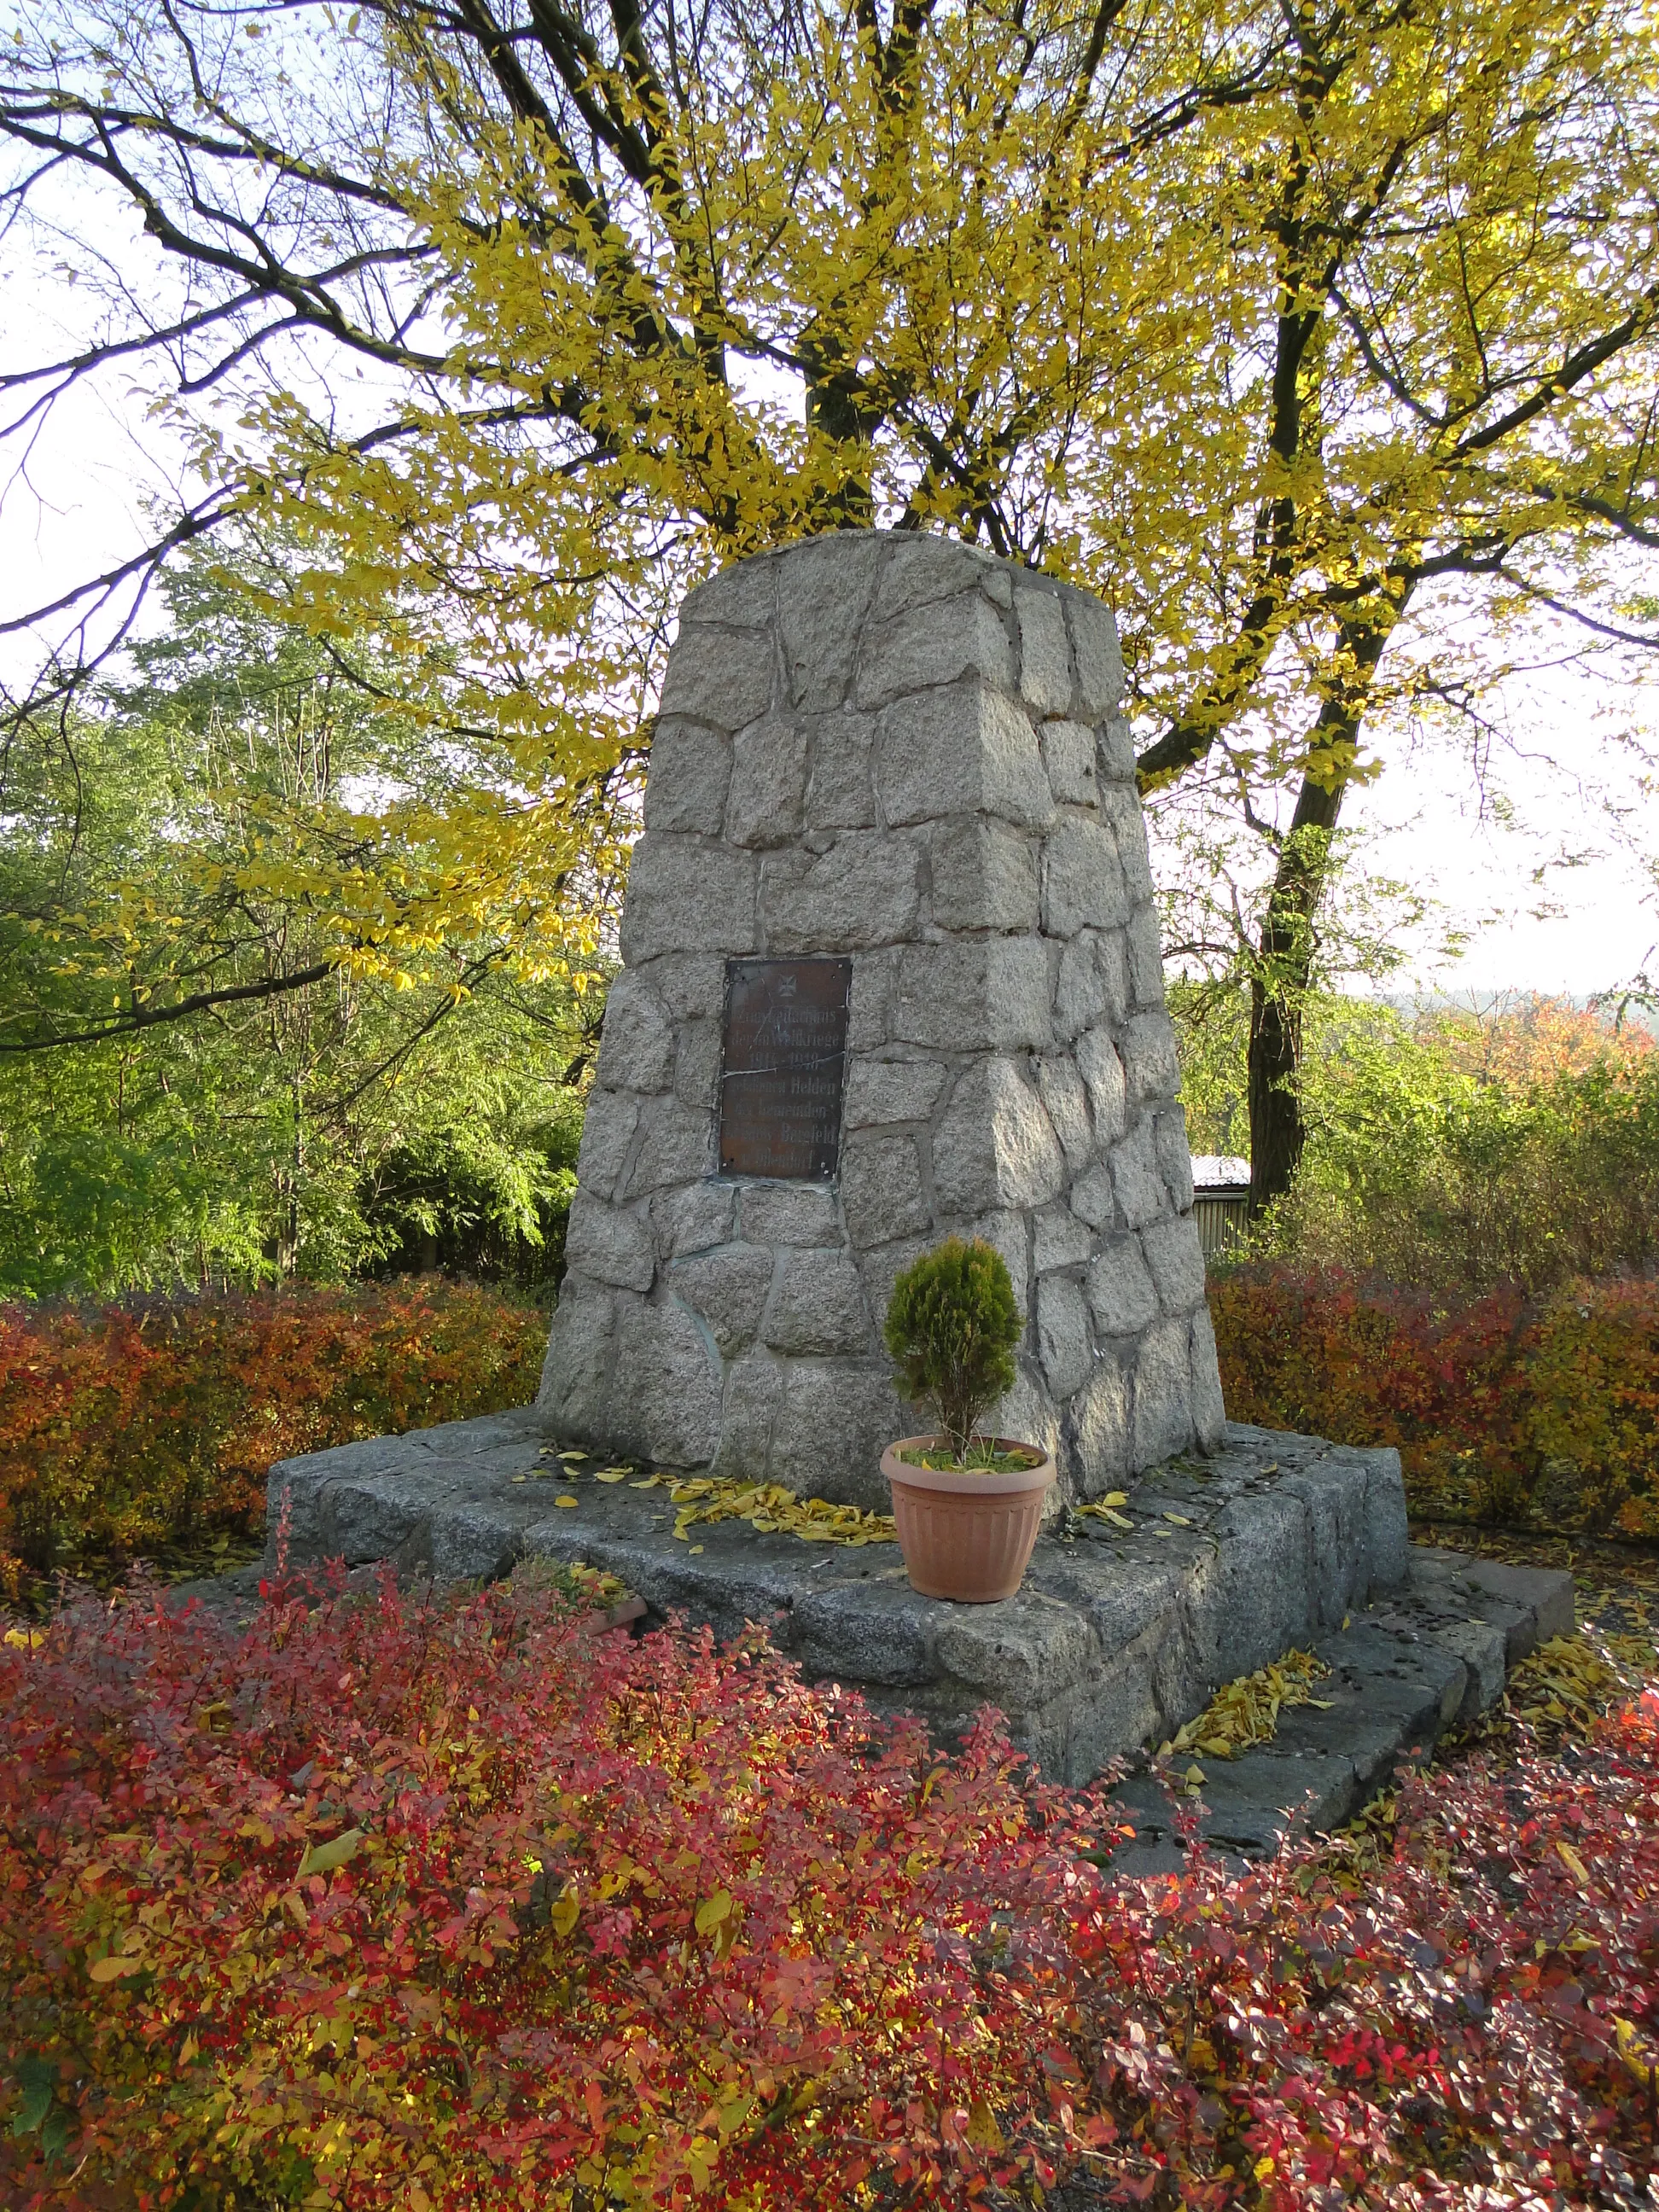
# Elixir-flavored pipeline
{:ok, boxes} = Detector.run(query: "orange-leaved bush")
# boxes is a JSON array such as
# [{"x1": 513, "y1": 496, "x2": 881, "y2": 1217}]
[
  {"x1": 1211, "y1": 1264, "x2": 1659, "y2": 1533},
  {"x1": 0, "y1": 1279, "x2": 544, "y2": 1594},
  {"x1": 3, "y1": 1575, "x2": 1659, "y2": 2206}
]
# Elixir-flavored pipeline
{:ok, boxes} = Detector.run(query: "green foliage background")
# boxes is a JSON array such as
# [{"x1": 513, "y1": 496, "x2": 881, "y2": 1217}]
[
  {"x1": 0, "y1": 552, "x2": 597, "y2": 1301},
  {"x1": 1173, "y1": 986, "x2": 1659, "y2": 1296}
]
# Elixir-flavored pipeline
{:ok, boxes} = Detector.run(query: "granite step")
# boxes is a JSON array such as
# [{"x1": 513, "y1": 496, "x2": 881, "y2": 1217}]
[{"x1": 1106, "y1": 1546, "x2": 1574, "y2": 1875}]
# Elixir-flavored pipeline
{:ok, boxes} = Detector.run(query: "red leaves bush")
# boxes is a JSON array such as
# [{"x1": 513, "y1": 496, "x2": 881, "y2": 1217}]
[
  {"x1": 0, "y1": 1281, "x2": 544, "y2": 1593},
  {"x1": 3, "y1": 1572, "x2": 1657, "y2": 2209},
  {"x1": 1212, "y1": 1264, "x2": 1659, "y2": 1534}
]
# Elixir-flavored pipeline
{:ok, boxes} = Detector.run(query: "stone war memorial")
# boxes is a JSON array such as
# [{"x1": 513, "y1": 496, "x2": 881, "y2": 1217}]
[
  {"x1": 541, "y1": 527, "x2": 1222, "y2": 1513},
  {"x1": 270, "y1": 531, "x2": 1570, "y2": 1850}
]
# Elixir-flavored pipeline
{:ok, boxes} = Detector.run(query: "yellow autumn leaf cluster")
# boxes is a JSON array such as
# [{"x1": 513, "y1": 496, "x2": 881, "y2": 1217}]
[
  {"x1": 1160, "y1": 1647, "x2": 1335, "y2": 1763},
  {"x1": 623, "y1": 1470, "x2": 896, "y2": 1548},
  {"x1": 6, "y1": 0, "x2": 1654, "y2": 1020},
  {"x1": 1508, "y1": 1629, "x2": 1658, "y2": 1739}
]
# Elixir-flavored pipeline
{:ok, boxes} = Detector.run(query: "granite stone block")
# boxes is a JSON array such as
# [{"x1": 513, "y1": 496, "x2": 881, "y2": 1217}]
[
  {"x1": 642, "y1": 718, "x2": 732, "y2": 835},
  {"x1": 765, "y1": 1250, "x2": 873, "y2": 1356},
  {"x1": 933, "y1": 1058, "x2": 1066, "y2": 1215},
  {"x1": 843, "y1": 1054, "x2": 948, "y2": 1128},
  {"x1": 876, "y1": 681, "x2": 1052, "y2": 830},
  {"x1": 1016, "y1": 586, "x2": 1074, "y2": 715},
  {"x1": 1041, "y1": 719, "x2": 1097, "y2": 806},
  {"x1": 726, "y1": 714, "x2": 810, "y2": 847},
  {"x1": 659, "y1": 622, "x2": 775, "y2": 728},
  {"x1": 619, "y1": 835, "x2": 758, "y2": 962},
  {"x1": 760, "y1": 830, "x2": 922, "y2": 951},
  {"x1": 855, "y1": 588, "x2": 1013, "y2": 707},
  {"x1": 893, "y1": 936, "x2": 1053, "y2": 1052},
  {"x1": 669, "y1": 1245, "x2": 775, "y2": 1354},
  {"x1": 564, "y1": 1194, "x2": 655, "y2": 1291},
  {"x1": 928, "y1": 815, "x2": 1040, "y2": 932}
]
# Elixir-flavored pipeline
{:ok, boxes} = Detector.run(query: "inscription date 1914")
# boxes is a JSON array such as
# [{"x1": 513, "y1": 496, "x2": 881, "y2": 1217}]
[{"x1": 719, "y1": 958, "x2": 852, "y2": 1180}]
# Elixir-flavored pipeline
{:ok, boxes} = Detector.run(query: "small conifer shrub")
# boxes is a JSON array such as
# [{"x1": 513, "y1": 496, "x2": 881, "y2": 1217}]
[{"x1": 883, "y1": 1237, "x2": 1023, "y2": 1463}]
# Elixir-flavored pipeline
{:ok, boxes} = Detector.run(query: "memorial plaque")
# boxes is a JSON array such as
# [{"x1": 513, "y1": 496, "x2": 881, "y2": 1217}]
[{"x1": 719, "y1": 958, "x2": 852, "y2": 1179}]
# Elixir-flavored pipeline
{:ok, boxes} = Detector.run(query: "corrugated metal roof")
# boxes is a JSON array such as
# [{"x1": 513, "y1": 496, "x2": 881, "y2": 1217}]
[{"x1": 1190, "y1": 1154, "x2": 1251, "y2": 1191}]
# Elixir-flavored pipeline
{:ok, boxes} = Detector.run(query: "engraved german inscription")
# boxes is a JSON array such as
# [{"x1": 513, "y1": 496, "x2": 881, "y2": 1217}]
[{"x1": 719, "y1": 958, "x2": 852, "y2": 1179}]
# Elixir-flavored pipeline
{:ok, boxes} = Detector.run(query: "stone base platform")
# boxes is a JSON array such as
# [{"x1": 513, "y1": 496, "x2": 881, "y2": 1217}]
[
  {"x1": 265, "y1": 1412, "x2": 1570, "y2": 1793},
  {"x1": 1110, "y1": 1545, "x2": 1574, "y2": 1871}
]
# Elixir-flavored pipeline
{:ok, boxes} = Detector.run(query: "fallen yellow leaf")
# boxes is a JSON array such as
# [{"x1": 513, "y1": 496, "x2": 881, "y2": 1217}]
[{"x1": 1556, "y1": 1839, "x2": 1590, "y2": 1886}]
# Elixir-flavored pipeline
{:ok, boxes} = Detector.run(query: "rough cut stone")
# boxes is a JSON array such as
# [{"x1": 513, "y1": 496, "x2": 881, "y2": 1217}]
[
  {"x1": 1064, "y1": 591, "x2": 1125, "y2": 718},
  {"x1": 893, "y1": 936, "x2": 1053, "y2": 1053},
  {"x1": 574, "y1": 1094, "x2": 638, "y2": 1202},
  {"x1": 1037, "y1": 1274, "x2": 1093, "y2": 1397},
  {"x1": 596, "y1": 971, "x2": 676, "y2": 1094},
  {"x1": 765, "y1": 1249, "x2": 873, "y2": 1356},
  {"x1": 670, "y1": 1246, "x2": 775, "y2": 1354},
  {"x1": 803, "y1": 712, "x2": 876, "y2": 830},
  {"x1": 1097, "y1": 714, "x2": 1138, "y2": 783},
  {"x1": 726, "y1": 715, "x2": 809, "y2": 847},
  {"x1": 840, "y1": 1131, "x2": 929, "y2": 1248},
  {"x1": 876, "y1": 682, "x2": 1052, "y2": 830},
  {"x1": 1036, "y1": 1056, "x2": 1093, "y2": 1171},
  {"x1": 1109, "y1": 1118, "x2": 1167, "y2": 1231},
  {"x1": 1139, "y1": 1214, "x2": 1207, "y2": 1315},
  {"x1": 1016, "y1": 587, "x2": 1074, "y2": 715},
  {"x1": 932, "y1": 1059, "x2": 1066, "y2": 1216},
  {"x1": 564, "y1": 1194, "x2": 655, "y2": 1291},
  {"x1": 618, "y1": 835, "x2": 757, "y2": 962},
  {"x1": 1041, "y1": 720, "x2": 1098, "y2": 806},
  {"x1": 642, "y1": 719, "x2": 731, "y2": 835},
  {"x1": 1033, "y1": 1202, "x2": 1092, "y2": 1274},
  {"x1": 613, "y1": 1297, "x2": 724, "y2": 1464},
  {"x1": 654, "y1": 1179, "x2": 736, "y2": 1257},
  {"x1": 928, "y1": 816, "x2": 1040, "y2": 934},
  {"x1": 843, "y1": 1055, "x2": 947, "y2": 1128},
  {"x1": 534, "y1": 533, "x2": 1228, "y2": 1500},
  {"x1": 760, "y1": 830, "x2": 922, "y2": 951},
  {"x1": 658, "y1": 622, "x2": 775, "y2": 728},
  {"x1": 856, "y1": 589, "x2": 1013, "y2": 708},
  {"x1": 1087, "y1": 1239, "x2": 1161, "y2": 1339},
  {"x1": 1042, "y1": 813, "x2": 1128, "y2": 937},
  {"x1": 741, "y1": 1181, "x2": 839, "y2": 1246},
  {"x1": 778, "y1": 533, "x2": 880, "y2": 709},
  {"x1": 1074, "y1": 1025, "x2": 1126, "y2": 1144}
]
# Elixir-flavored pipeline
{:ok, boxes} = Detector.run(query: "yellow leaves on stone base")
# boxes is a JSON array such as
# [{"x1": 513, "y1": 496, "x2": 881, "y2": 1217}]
[
  {"x1": 655, "y1": 1474, "x2": 897, "y2": 1550},
  {"x1": 1159, "y1": 1648, "x2": 1334, "y2": 1767}
]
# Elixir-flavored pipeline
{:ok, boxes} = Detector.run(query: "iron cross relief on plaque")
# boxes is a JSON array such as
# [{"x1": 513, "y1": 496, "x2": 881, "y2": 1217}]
[{"x1": 718, "y1": 958, "x2": 853, "y2": 1179}]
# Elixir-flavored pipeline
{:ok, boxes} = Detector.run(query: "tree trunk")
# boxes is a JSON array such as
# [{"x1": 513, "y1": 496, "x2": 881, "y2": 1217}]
[
  {"x1": 1247, "y1": 606, "x2": 1406, "y2": 1214},
  {"x1": 1247, "y1": 771, "x2": 1343, "y2": 1214}
]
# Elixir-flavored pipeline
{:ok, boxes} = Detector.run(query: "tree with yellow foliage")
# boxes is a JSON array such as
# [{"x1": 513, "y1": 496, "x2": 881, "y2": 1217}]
[{"x1": 3, "y1": 0, "x2": 1656, "y2": 1199}]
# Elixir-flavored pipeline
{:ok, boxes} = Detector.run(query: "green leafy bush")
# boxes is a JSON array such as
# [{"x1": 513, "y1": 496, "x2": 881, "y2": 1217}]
[
  {"x1": 883, "y1": 1237, "x2": 1022, "y2": 1462},
  {"x1": 1173, "y1": 988, "x2": 1659, "y2": 1297}
]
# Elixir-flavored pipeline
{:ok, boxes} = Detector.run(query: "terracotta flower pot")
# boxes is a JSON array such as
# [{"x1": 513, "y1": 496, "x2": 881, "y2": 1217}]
[{"x1": 881, "y1": 1435, "x2": 1057, "y2": 1604}]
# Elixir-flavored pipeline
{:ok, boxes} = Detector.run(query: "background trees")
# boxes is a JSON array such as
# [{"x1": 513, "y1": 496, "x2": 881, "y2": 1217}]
[
  {"x1": 0, "y1": 552, "x2": 591, "y2": 1294},
  {"x1": 3, "y1": 0, "x2": 1656, "y2": 1227}
]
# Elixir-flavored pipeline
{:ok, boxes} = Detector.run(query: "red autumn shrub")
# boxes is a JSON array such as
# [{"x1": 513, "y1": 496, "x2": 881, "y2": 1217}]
[
  {"x1": 3, "y1": 1573, "x2": 1657, "y2": 2209},
  {"x1": 1211, "y1": 1263, "x2": 1659, "y2": 1533},
  {"x1": 0, "y1": 1280, "x2": 544, "y2": 1593}
]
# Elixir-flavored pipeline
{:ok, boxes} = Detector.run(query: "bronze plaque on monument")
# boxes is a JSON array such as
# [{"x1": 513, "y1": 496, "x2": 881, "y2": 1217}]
[{"x1": 719, "y1": 958, "x2": 852, "y2": 1179}]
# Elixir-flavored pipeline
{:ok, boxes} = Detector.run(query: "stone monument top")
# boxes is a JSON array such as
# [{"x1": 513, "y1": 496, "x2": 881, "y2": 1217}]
[{"x1": 538, "y1": 528, "x2": 1225, "y2": 1512}]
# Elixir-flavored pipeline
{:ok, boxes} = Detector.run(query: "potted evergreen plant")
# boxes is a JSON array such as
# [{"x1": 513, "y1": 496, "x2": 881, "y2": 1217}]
[{"x1": 881, "y1": 1237, "x2": 1057, "y2": 1603}]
